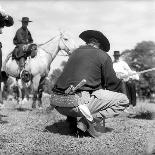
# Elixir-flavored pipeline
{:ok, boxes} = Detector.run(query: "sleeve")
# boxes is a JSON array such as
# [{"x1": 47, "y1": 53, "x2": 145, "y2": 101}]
[
  {"x1": 100, "y1": 54, "x2": 123, "y2": 92},
  {"x1": 130, "y1": 71, "x2": 140, "y2": 80},
  {"x1": 28, "y1": 31, "x2": 33, "y2": 43},
  {"x1": 13, "y1": 33, "x2": 18, "y2": 45},
  {"x1": 122, "y1": 61, "x2": 139, "y2": 80},
  {"x1": 122, "y1": 61, "x2": 133, "y2": 74}
]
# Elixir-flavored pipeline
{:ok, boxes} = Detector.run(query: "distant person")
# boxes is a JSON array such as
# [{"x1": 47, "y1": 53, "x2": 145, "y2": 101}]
[
  {"x1": 51, "y1": 30, "x2": 129, "y2": 137},
  {"x1": 113, "y1": 50, "x2": 139, "y2": 113},
  {"x1": 12, "y1": 17, "x2": 34, "y2": 75},
  {"x1": 0, "y1": 6, "x2": 14, "y2": 107}
]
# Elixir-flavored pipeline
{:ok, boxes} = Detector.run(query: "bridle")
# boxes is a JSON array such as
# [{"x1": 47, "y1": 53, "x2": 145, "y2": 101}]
[
  {"x1": 38, "y1": 33, "x2": 72, "y2": 58},
  {"x1": 59, "y1": 33, "x2": 72, "y2": 56}
]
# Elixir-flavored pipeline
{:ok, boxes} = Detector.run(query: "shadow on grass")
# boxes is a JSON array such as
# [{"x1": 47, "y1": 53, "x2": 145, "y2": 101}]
[
  {"x1": 0, "y1": 114, "x2": 8, "y2": 124},
  {"x1": 15, "y1": 107, "x2": 32, "y2": 112},
  {"x1": 128, "y1": 112, "x2": 154, "y2": 120},
  {"x1": 44, "y1": 120, "x2": 113, "y2": 137},
  {"x1": 44, "y1": 120, "x2": 71, "y2": 136}
]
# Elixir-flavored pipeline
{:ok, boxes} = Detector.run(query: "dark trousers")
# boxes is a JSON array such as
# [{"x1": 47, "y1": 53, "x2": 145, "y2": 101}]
[
  {"x1": 125, "y1": 80, "x2": 137, "y2": 107},
  {"x1": 19, "y1": 57, "x2": 26, "y2": 71}
]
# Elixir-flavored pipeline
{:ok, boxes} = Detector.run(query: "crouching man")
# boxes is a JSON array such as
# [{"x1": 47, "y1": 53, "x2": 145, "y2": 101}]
[{"x1": 50, "y1": 30, "x2": 129, "y2": 137}]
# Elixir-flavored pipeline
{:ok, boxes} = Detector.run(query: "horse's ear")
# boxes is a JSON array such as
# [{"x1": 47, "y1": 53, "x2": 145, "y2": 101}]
[
  {"x1": 59, "y1": 29, "x2": 66, "y2": 36},
  {"x1": 58, "y1": 28, "x2": 63, "y2": 35}
]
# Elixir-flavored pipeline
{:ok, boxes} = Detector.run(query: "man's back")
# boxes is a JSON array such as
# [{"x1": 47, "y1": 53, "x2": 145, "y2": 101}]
[{"x1": 53, "y1": 45, "x2": 122, "y2": 93}]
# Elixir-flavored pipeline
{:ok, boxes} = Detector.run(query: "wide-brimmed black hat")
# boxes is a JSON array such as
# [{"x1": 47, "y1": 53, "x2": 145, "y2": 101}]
[
  {"x1": 20, "y1": 17, "x2": 32, "y2": 23},
  {"x1": 113, "y1": 51, "x2": 121, "y2": 56},
  {"x1": 79, "y1": 30, "x2": 110, "y2": 52}
]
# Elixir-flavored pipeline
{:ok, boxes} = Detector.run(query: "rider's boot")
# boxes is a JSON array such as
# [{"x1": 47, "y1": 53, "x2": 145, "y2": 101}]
[{"x1": 18, "y1": 57, "x2": 25, "y2": 78}]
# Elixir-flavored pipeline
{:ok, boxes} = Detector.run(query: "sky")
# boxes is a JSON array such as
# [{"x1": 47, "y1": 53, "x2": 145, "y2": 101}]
[{"x1": 0, "y1": 0, "x2": 155, "y2": 72}]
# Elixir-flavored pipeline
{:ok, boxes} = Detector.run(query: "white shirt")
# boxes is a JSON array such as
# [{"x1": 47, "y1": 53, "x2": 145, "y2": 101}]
[{"x1": 113, "y1": 59, "x2": 139, "y2": 81}]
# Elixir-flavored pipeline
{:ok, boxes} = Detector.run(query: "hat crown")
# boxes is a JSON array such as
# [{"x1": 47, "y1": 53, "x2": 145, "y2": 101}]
[
  {"x1": 113, "y1": 51, "x2": 120, "y2": 56},
  {"x1": 21, "y1": 17, "x2": 32, "y2": 22},
  {"x1": 79, "y1": 30, "x2": 110, "y2": 52}
]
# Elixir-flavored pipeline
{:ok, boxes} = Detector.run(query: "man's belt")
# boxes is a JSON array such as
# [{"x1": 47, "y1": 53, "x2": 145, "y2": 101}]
[{"x1": 51, "y1": 79, "x2": 87, "y2": 107}]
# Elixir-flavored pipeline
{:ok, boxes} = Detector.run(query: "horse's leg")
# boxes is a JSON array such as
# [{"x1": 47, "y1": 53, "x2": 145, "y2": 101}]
[
  {"x1": 32, "y1": 91, "x2": 37, "y2": 109},
  {"x1": 37, "y1": 76, "x2": 46, "y2": 108},
  {"x1": 37, "y1": 89, "x2": 43, "y2": 108},
  {"x1": 32, "y1": 74, "x2": 41, "y2": 109},
  {"x1": 16, "y1": 79, "x2": 23, "y2": 104}
]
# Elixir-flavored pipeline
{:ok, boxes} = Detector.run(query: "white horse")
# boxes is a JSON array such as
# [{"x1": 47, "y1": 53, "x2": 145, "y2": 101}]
[{"x1": 3, "y1": 31, "x2": 77, "y2": 108}]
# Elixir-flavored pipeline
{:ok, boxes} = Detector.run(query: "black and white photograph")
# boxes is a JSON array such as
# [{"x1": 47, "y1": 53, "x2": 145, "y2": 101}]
[{"x1": 0, "y1": 0, "x2": 155, "y2": 154}]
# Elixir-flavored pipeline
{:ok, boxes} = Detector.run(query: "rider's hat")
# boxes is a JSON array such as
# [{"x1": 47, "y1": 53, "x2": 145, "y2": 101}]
[
  {"x1": 20, "y1": 17, "x2": 32, "y2": 23},
  {"x1": 113, "y1": 51, "x2": 121, "y2": 56},
  {"x1": 79, "y1": 30, "x2": 110, "y2": 52}
]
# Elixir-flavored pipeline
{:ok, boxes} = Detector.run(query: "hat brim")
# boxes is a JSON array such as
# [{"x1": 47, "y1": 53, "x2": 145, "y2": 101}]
[
  {"x1": 113, "y1": 54, "x2": 120, "y2": 56},
  {"x1": 20, "y1": 20, "x2": 32, "y2": 22},
  {"x1": 79, "y1": 30, "x2": 110, "y2": 52}
]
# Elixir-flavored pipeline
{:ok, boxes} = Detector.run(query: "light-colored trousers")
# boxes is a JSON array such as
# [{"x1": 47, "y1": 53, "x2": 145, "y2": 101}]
[{"x1": 56, "y1": 89, "x2": 129, "y2": 119}]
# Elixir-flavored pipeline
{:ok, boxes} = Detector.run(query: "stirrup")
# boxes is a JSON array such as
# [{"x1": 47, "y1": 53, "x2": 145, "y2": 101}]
[
  {"x1": 20, "y1": 70, "x2": 31, "y2": 83},
  {"x1": 16, "y1": 69, "x2": 23, "y2": 79}
]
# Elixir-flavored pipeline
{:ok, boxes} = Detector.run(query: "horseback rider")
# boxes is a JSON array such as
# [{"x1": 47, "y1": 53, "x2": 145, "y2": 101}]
[
  {"x1": 0, "y1": 6, "x2": 14, "y2": 106},
  {"x1": 12, "y1": 17, "x2": 34, "y2": 76}
]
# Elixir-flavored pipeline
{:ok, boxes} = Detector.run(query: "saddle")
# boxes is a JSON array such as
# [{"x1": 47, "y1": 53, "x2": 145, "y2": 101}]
[{"x1": 12, "y1": 43, "x2": 37, "y2": 60}]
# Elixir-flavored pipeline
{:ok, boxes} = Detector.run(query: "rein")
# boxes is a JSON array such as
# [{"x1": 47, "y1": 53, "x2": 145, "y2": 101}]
[
  {"x1": 37, "y1": 34, "x2": 71, "y2": 58},
  {"x1": 37, "y1": 36, "x2": 57, "y2": 47}
]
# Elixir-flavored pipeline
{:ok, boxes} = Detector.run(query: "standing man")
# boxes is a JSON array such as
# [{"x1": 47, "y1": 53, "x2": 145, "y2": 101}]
[
  {"x1": 13, "y1": 17, "x2": 33, "y2": 74},
  {"x1": 50, "y1": 30, "x2": 129, "y2": 137},
  {"x1": 113, "y1": 50, "x2": 139, "y2": 113},
  {"x1": 0, "y1": 6, "x2": 14, "y2": 107}
]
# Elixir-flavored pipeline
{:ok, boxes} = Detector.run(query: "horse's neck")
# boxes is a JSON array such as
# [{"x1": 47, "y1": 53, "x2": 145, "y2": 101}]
[{"x1": 38, "y1": 37, "x2": 60, "y2": 64}]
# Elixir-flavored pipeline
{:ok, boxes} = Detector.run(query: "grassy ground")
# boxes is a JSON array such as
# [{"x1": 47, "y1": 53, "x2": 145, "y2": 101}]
[{"x1": 0, "y1": 97, "x2": 154, "y2": 155}]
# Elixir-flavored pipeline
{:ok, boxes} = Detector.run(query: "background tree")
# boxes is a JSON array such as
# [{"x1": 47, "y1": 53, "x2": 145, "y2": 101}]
[{"x1": 121, "y1": 41, "x2": 155, "y2": 99}]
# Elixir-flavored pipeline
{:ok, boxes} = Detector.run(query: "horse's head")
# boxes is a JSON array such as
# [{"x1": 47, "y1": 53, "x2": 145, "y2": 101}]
[{"x1": 58, "y1": 32, "x2": 77, "y2": 56}]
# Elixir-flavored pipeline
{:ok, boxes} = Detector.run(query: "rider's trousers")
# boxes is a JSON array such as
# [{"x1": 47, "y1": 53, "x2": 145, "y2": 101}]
[{"x1": 19, "y1": 57, "x2": 26, "y2": 71}]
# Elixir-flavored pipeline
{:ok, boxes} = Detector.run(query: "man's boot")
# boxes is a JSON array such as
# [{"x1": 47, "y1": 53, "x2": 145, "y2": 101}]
[{"x1": 66, "y1": 116, "x2": 78, "y2": 136}]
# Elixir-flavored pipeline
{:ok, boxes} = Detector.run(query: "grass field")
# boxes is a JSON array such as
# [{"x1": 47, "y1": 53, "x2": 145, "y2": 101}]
[{"x1": 0, "y1": 97, "x2": 154, "y2": 155}]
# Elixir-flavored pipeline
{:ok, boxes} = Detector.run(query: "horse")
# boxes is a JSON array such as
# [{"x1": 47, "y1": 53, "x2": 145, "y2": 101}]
[{"x1": 3, "y1": 31, "x2": 77, "y2": 108}]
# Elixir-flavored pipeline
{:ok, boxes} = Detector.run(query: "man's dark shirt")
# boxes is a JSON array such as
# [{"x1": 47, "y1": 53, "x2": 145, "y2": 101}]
[
  {"x1": 13, "y1": 27, "x2": 33, "y2": 46},
  {"x1": 53, "y1": 45, "x2": 123, "y2": 94}
]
